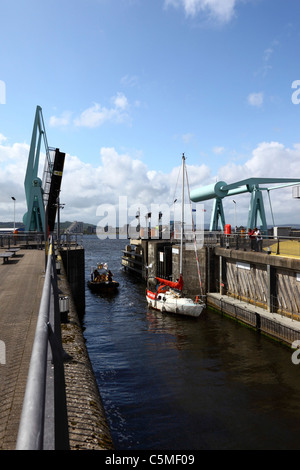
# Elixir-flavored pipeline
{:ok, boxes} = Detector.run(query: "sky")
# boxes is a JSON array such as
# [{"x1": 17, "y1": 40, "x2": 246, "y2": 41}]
[{"x1": 1, "y1": 0, "x2": 300, "y2": 229}]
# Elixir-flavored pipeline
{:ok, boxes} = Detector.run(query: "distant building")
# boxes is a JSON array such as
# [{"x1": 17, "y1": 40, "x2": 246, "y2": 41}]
[
  {"x1": 66, "y1": 221, "x2": 84, "y2": 233},
  {"x1": 86, "y1": 225, "x2": 96, "y2": 234}
]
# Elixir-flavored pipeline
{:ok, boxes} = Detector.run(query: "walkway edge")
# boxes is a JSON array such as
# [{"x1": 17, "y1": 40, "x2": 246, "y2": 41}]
[
  {"x1": 58, "y1": 260, "x2": 114, "y2": 450},
  {"x1": 207, "y1": 293, "x2": 300, "y2": 346}
]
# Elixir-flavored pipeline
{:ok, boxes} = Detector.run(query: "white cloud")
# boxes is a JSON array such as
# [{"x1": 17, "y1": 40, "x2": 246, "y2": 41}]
[
  {"x1": 49, "y1": 111, "x2": 72, "y2": 127},
  {"x1": 0, "y1": 139, "x2": 30, "y2": 221},
  {"x1": 112, "y1": 92, "x2": 128, "y2": 110},
  {"x1": 47, "y1": 147, "x2": 211, "y2": 224},
  {"x1": 50, "y1": 92, "x2": 131, "y2": 129},
  {"x1": 217, "y1": 142, "x2": 300, "y2": 226},
  {"x1": 259, "y1": 40, "x2": 279, "y2": 77},
  {"x1": 121, "y1": 74, "x2": 139, "y2": 87},
  {"x1": 247, "y1": 92, "x2": 264, "y2": 107},
  {"x1": 74, "y1": 98, "x2": 130, "y2": 128},
  {"x1": 164, "y1": 0, "x2": 239, "y2": 23},
  {"x1": 182, "y1": 133, "x2": 194, "y2": 144},
  {"x1": 263, "y1": 47, "x2": 273, "y2": 62},
  {"x1": 73, "y1": 103, "x2": 115, "y2": 128},
  {"x1": 218, "y1": 142, "x2": 300, "y2": 182},
  {"x1": 213, "y1": 146, "x2": 225, "y2": 155},
  {"x1": 1, "y1": 137, "x2": 300, "y2": 227}
]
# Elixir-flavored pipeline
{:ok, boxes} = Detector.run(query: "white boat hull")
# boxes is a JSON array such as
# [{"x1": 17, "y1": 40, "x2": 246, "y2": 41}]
[{"x1": 146, "y1": 289, "x2": 204, "y2": 318}]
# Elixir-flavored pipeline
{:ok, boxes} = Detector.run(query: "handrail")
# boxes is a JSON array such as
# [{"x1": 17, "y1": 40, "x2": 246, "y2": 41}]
[
  {"x1": 60, "y1": 232, "x2": 83, "y2": 249},
  {"x1": 16, "y1": 237, "x2": 69, "y2": 450},
  {"x1": 218, "y1": 232, "x2": 300, "y2": 257},
  {"x1": 0, "y1": 232, "x2": 44, "y2": 249}
]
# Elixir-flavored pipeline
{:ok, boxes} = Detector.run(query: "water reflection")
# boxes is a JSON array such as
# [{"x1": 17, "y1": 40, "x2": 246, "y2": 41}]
[{"x1": 83, "y1": 236, "x2": 300, "y2": 450}]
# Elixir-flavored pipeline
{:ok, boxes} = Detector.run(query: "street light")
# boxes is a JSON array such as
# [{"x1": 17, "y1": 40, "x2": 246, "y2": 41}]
[
  {"x1": 233, "y1": 200, "x2": 237, "y2": 230},
  {"x1": 55, "y1": 196, "x2": 65, "y2": 247},
  {"x1": 11, "y1": 197, "x2": 16, "y2": 230}
]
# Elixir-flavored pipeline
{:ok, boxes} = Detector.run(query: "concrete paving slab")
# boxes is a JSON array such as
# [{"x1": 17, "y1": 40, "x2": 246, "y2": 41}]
[{"x1": 0, "y1": 249, "x2": 45, "y2": 450}]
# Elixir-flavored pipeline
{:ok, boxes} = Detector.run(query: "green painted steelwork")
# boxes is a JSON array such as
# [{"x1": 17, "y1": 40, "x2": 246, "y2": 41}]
[
  {"x1": 23, "y1": 106, "x2": 52, "y2": 232},
  {"x1": 190, "y1": 177, "x2": 300, "y2": 233}
]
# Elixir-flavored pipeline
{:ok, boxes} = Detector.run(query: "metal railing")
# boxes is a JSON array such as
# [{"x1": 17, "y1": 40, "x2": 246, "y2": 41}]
[
  {"x1": 0, "y1": 232, "x2": 44, "y2": 249},
  {"x1": 59, "y1": 232, "x2": 83, "y2": 249},
  {"x1": 219, "y1": 233, "x2": 300, "y2": 257},
  {"x1": 16, "y1": 237, "x2": 70, "y2": 450}
]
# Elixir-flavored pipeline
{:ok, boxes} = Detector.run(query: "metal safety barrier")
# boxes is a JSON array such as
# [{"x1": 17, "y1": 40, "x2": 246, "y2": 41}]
[
  {"x1": 16, "y1": 237, "x2": 70, "y2": 450},
  {"x1": 219, "y1": 233, "x2": 300, "y2": 256}
]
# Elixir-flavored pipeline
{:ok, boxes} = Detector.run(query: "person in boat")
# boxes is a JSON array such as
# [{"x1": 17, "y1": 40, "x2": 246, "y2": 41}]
[
  {"x1": 107, "y1": 270, "x2": 113, "y2": 282},
  {"x1": 93, "y1": 269, "x2": 101, "y2": 282}
]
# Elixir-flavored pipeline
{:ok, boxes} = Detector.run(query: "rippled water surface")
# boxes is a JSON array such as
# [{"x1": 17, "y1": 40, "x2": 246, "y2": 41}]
[{"x1": 82, "y1": 235, "x2": 300, "y2": 450}]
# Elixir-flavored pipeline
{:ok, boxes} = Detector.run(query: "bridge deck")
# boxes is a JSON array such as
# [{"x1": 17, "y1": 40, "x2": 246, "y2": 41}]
[{"x1": 0, "y1": 249, "x2": 45, "y2": 450}]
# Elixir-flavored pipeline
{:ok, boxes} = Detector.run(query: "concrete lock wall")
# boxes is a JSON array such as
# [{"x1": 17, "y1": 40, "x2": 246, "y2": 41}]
[
  {"x1": 224, "y1": 260, "x2": 268, "y2": 309},
  {"x1": 277, "y1": 268, "x2": 300, "y2": 315},
  {"x1": 124, "y1": 239, "x2": 300, "y2": 345},
  {"x1": 60, "y1": 248, "x2": 85, "y2": 321},
  {"x1": 144, "y1": 240, "x2": 208, "y2": 298},
  {"x1": 215, "y1": 246, "x2": 300, "y2": 319},
  {"x1": 127, "y1": 239, "x2": 300, "y2": 322},
  {"x1": 171, "y1": 244, "x2": 208, "y2": 297}
]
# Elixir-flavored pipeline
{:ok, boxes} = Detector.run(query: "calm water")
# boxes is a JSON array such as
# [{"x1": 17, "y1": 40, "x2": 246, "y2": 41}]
[{"x1": 82, "y1": 235, "x2": 300, "y2": 450}]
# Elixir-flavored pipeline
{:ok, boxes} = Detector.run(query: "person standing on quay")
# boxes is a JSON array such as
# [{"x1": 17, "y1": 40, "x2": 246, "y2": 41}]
[
  {"x1": 248, "y1": 228, "x2": 256, "y2": 251},
  {"x1": 254, "y1": 227, "x2": 263, "y2": 252}
]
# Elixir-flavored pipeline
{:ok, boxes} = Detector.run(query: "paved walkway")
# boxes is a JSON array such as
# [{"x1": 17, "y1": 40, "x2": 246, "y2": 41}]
[{"x1": 0, "y1": 249, "x2": 45, "y2": 450}]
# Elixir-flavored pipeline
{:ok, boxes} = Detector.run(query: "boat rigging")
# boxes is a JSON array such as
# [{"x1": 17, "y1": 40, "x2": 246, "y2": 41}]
[{"x1": 146, "y1": 154, "x2": 205, "y2": 317}]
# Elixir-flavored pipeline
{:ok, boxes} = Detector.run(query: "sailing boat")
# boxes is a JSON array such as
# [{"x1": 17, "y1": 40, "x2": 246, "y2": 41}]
[{"x1": 146, "y1": 154, "x2": 205, "y2": 318}]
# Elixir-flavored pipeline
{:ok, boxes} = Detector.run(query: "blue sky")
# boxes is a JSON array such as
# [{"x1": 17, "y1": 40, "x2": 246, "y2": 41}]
[{"x1": 1, "y1": 0, "x2": 300, "y2": 227}]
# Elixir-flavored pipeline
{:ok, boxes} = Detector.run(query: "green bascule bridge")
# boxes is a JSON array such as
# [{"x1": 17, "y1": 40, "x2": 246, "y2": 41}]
[
  {"x1": 23, "y1": 106, "x2": 65, "y2": 234},
  {"x1": 190, "y1": 177, "x2": 300, "y2": 234}
]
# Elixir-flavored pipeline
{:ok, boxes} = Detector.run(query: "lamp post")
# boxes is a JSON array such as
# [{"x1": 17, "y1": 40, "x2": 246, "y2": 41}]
[
  {"x1": 233, "y1": 200, "x2": 237, "y2": 230},
  {"x1": 136, "y1": 209, "x2": 140, "y2": 238},
  {"x1": 56, "y1": 196, "x2": 65, "y2": 248},
  {"x1": 11, "y1": 197, "x2": 16, "y2": 231}
]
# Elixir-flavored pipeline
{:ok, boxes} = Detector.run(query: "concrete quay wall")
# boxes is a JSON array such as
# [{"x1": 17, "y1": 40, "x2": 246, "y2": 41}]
[
  {"x1": 58, "y1": 252, "x2": 114, "y2": 450},
  {"x1": 60, "y1": 247, "x2": 85, "y2": 322},
  {"x1": 209, "y1": 247, "x2": 300, "y2": 346},
  {"x1": 215, "y1": 247, "x2": 300, "y2": 319},
  {"x1": 132, "y1": 239, "x2": 209, "y2": 297}
]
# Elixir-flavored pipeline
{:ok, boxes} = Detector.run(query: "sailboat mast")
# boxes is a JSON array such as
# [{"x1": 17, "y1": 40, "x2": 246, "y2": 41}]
[{"x1": 180, "y1": 153, "x2": 185, "y2": 275}]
